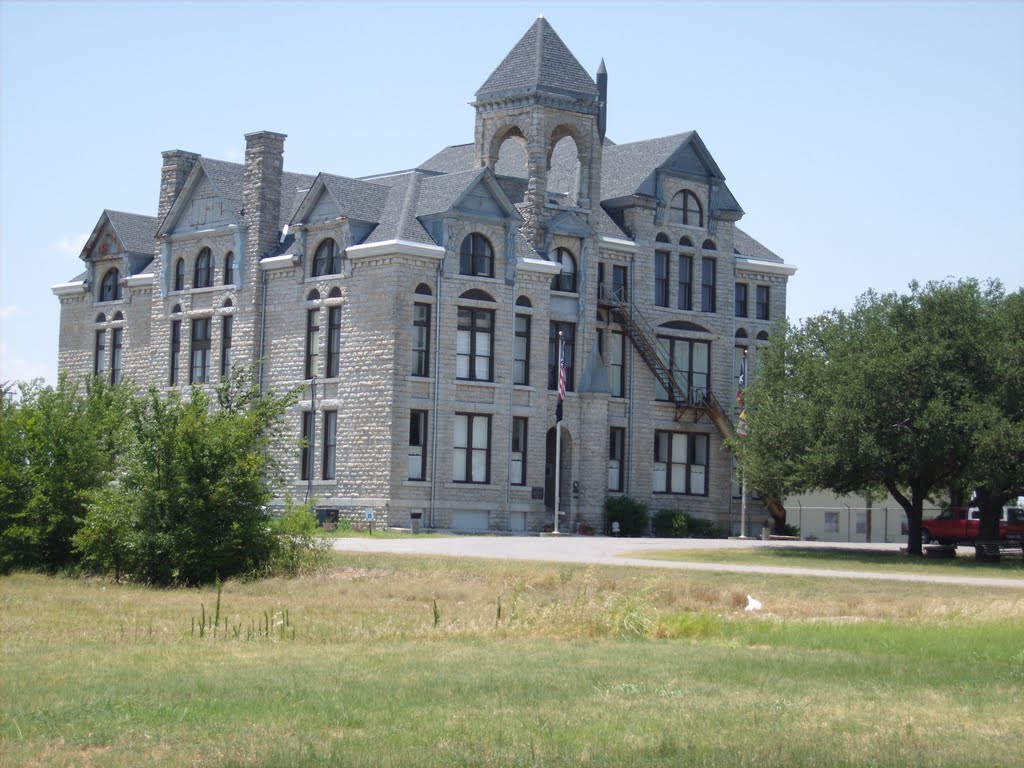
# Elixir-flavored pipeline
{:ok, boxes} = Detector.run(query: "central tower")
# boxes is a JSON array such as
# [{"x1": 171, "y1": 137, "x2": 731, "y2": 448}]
[{"x1": 472, "y1": 17, "x2": 604, "y2": 248}]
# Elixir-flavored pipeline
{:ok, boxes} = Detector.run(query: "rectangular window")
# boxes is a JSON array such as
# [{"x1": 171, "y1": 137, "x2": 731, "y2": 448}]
[
  {"x1": 655, "y1": 250, "x2": 669, "y2": 307},
  {"x1": 456, "y1": 308, "x2": 494, "y2": 382},
  {"x1": 510, "y1": 417, "x2": 528, "y2": 486},
  {"x1": 408, "y1": 410, "x2": 427, "y2": 480},
  {"x1": 305, "y1": 309, "x2": 320, "y2": 380},
  {"x1": 756, "y1": 285, "x2": 770, "y2": 321},
  {"x1": 326, "y1": 306, "x2": 341, "y2": 378},
  {"x1": 190, "y1": 317, "x2": 211, "y2": 384},
  {"x1": 701, "y1": 258, "x2": 716, "y2": 312},
  {"x1": 170, "y1": 320, "x2": 181, "y2": 386},
  {"x1": 677, "y1": 254, "x2": 692, "y2": 310},
  {"x1": 607, "y1": 330, "x2": 625, "y2": 398},
  {"x1": 322, "y1": 410, "x2": 337, "y2": 481},
  {"x1": 412, "y1": 303, "x2": 430, "y2": 377},
  {"x1": 855, "y1": 512, "x2": 867, "y2": 535},
  {"x1": 548, "y1": 321, "x2": 575, "y2": 392},
  {"x1": 608, "y1": 427, "x2": 625, "y2": 492},
  {"x1": 653, "y1": 431, "x2": 708, "y2": 495},
  {"x1": 655, "y1": 337, "x2": 710, "y2": 404},
  {"x1": 221, "y1": 315, "x2": 233, "y2": 378},
  {"x1": 612, "y1": 265, "x2": 628, "y2": 303},
  {"x1": 453, "y1": 413, "x2": 491, "y2": 484},
  {"x1": 513, "y1": 314, "x2": 530, "y2": 385},
  {"x1": 735, "y1": 283, "x2": 748, "y2": 317},
  {"x1": 94, "y1": 329, "x2": 106, "y2": 377},
  {"x1": 825, "y1": 512, "x2": 839, "y2": 534},
  {"x1": 300, "y1": 411, "x2": 313, "y2": 482},
  {"x1": 109, "y1": 328, "x2": 122, "y2": 385}
]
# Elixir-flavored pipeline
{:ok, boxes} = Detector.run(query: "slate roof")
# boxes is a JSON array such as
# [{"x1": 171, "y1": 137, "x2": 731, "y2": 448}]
[
  {"x1": 733, "y1": 228, "x2": 782, "y2": 263},
  {"x1": 319, "y1": 173, "x2": 391, "y2": 223},
  {"x1": 280, "y1": 171, "x2": 317, "y2": 227},
  {"x1": 197, "y1": 158, "x2": 246, "y2": 222},
  {"x1": 419, "y1": 144, "x2": 475, "y2": 175},
  {"x1": 476, "y1": 17, "x2": 599, "y2": 102},
  {"x1": 105, "y1": 210, "x2": 158, "y2": 255},
  {"x1": 362, "y1": 171, "x2": 434, "y2": 246},
  {"x1": 599, "y1": 133, "x2": 694, "y2": 201}
]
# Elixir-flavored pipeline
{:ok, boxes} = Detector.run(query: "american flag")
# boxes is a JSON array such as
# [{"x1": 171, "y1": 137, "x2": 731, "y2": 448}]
[{"x1": 556, "y1": 342, "x2": 567, "y2": 422}]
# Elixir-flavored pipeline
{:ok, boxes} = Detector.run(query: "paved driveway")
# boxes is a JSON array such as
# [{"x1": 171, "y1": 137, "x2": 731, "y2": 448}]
[{"x1": 331, "y1": 535, "x2": 1024, "y2": 589}]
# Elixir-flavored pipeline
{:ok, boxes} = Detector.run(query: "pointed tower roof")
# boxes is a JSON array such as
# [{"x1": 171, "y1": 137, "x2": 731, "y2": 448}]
[{"x1": 475, "y1": 17, "x2": 599, "y2": 102}]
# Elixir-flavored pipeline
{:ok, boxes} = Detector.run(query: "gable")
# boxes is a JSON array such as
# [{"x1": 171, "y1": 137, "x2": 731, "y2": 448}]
[
  {"x1": 87, "y1": 220, "x2": 122, "y2": 261},
  {"x1": 308, "y1": 187, "x2": 342, "y2": 224},
  {"x1": 546, "y1": 210, "x2": 593, "y2": 238},
  {"x1": 455, "y1": 178, "x2": 506, "y2": 218},
  {"x1": 167, "y1": 172, "x2": 237, "y2": 234},
  {"x1": 664, "y1": 143, "x2": 712, "y2": 178}
]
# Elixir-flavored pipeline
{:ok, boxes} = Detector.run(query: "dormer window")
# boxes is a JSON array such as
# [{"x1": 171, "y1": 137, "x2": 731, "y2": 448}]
[
  {"x1": 194, "y1": 247, "x2": 213, "y2": 289},
  {"x1": 99, "y1": 268, "x2": 121, "y2": 302},
  {"x1": 312, "y1": 238, "x2": 341, "y2": 277},
  {"x1": 550, "y1": 247, "x2": 577, "y2": 293},
  {"x1": 669, "y1": 190, "x2": 703, "y2": 228},
  {"x1": 459, "y1": 233, "x2": 494, "y2": 278}
]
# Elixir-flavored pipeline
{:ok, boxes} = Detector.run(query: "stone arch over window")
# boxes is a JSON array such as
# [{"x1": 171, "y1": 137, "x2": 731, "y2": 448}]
[
  {"x1": 659, "y1": 320, "x2": 711, "y2": 334},
  {"x1": 194, "y1": 247, "x2": 213, "y2": 288},
  {"x1": 546, "y1": 124, "x2": 584, "y2": 203},
  {"x1": 491, "y1": 125, "x2": 528, "y2": 177},
  {"x1": 415, "y1": 282, "x2": 433, "y2": 296},
  {"x1": 174, "y1": 258, "x2": 185, "y2": 291},
  {"x1": 459, "y1": 233, "x2": 494, "y2": 278},
  {"x1": 306, "y1": 289, "x2": 321, "y2": 302},
  {"x1": 328, "y1": 287, "x2": 341, "y2": 299},
  {"x1": 223, "y1": 298, "x2": 233, "y2": 308},
  {"x1": 96, "y1": 313, "x2": 107, "y2": 323},
  {"x1": 515, "y1": 295, "x2": 532, "y2": 307},
  {"x1": 550, "y1": 248, "x2": 577, "y2": 293},
  {"x1": 99, "y1": 268, "x2": 121, "y2": 302},
  {"x1": 679, "y1": 236, "x2": 694, "y2": 248},
  {"x1": 655, "y1": 232, "x2": 671, "y2": 244},
  {"x1": 312, "y1": 238, "x2": 341, "y2": 277},
  {"x1": 756, "y1": 330, "x2": 770, "y2": 341},
  {"x1": 702, "y1": 239, "x2": 717, "y2": 251},
  {"x1": 735, "y1": 328, "x2": 748, "y2": 339},
  {"x1": 458, "y1": 289, "x2": 495, "y2": 302},
  {"x1": 171, "y1": 304, "x2": 182, "y2": 315},
  {"x1": 223, "y1": 251, "x2": 235, "y2": 286},
  {"x1": 112, "y1": 311, "x2": 124, "y2": 321}
]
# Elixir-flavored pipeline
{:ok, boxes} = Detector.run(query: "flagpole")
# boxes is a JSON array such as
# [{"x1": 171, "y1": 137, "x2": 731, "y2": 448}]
[{"x1": 554, "y1": 333, "x2": 563, "y2": 535}]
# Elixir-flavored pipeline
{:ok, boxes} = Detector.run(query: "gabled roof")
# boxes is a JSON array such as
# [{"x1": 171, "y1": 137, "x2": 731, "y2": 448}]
[
  {"x1": 80, "y1": 209, "x2": 158, "y2": 261},
  {"x1": 362, "y1": 172, "x2": 435, "y2": 246},
  {"x1": 419, "y1": 143, "x2": 475, "y2": 175},
  {"x1": 475, "y1": 17, "x2": 598, "y2": 103},
  {"x1": 599, "y1": 133, "x2": 698, "y2": 200},
  {"x1": 417, "y1": 168, "x2": 522, "y2": 221},
  {"x1": 733, "y1": 228, "x2": 782, "y2": 263},
  {"x1": 290, "y1": 172, "x2": 390, "y2": 226}
]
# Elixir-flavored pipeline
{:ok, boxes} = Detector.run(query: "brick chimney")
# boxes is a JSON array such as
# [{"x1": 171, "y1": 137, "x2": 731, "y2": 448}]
[
  {"x1": 158, "y1": 150, "x2": 200, "y2": 222},
  {"x1": 243, "y1": 131, "x2": 287, "y2": 261}
]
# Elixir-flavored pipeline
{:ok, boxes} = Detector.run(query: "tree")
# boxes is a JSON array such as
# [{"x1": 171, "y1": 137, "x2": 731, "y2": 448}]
[
  {"x1": 75, "y1": 369, "x2": 298, "y2": 585},
  {"x1": 739, "y1": 280, "x2": 1001, "y2": 555},
  {"x1": 0, "y1": 377, "x2": 129, "y2": 573}
]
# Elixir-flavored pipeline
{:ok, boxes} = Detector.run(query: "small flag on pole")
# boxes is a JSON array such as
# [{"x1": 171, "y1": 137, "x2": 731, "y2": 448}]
[
  {"x1": 556, "y1": 340, "x2": 567, "y2": 422},
  {"x1": 736, "y1": 353, "x2": 748, "y2": 437}
]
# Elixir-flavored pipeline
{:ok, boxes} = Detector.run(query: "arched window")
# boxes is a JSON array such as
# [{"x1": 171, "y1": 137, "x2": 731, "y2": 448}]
[
  {"x1": 194, "y1": 248, "x2": 213, "y2": 288},
  {"x1": 459, "y1": 233, "x2": 493, "y2": 278},
  {"x1": 683, "y1": 191, "x2": 702, "y2": 227},
  {"x1": 669, "y1": 192, "x2": 686, "y2": 225},
  {"x1": 112, "y1": 311, "x2": 124, "y2": 321},
  {"x1": 95, "y1": 313, "x2": 106, "y2": 323},
  {"x1": 174, "y1": 258, "x2": 185, "y2": 291},
  {"x1": 223, "y1": 298, "x2": 233, "y2": 308},
  {"x1": 307, "y1": 289, "x2": 321, "y2": 302},
  {"x1": 515, "y1": 295, "x2": 532, "y2": 307},
  {"x1": 312, "y1": 238, "x2": 341, "y2": 277},
  {"x1": 99, "y1": 268, "x2": 121, "y2": 301},
  {"x1": 550, "y1": 248, "x2": 577, "y2": 293},
  {"x1": 702, "y1": 239, "x2": 717, "y2": 251},
  {"x1": 679, "y1": 236, "x2": 693, "y2": 248},
  {"x1": 223, "y1": 252, "x2": 235, "y2": 286},
  {"x1": 415, "y1": 283, "x2": 433, "y2": 296},
  {"x1": 756, "y1": 330, "x2": 770, "y2": 341}
]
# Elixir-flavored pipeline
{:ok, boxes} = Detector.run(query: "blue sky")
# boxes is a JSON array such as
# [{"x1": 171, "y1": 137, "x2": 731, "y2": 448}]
[{"x1": 2, "y1": 0, "x2": 1022, "y2": 385}]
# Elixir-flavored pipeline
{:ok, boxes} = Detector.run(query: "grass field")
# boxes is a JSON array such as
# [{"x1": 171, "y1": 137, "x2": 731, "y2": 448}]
[
  {"x1": 630, "y1": 544, "x2": 1024, "y2": 576},
  {"x1": 3, "y1": 552, "x2": 1023, "y2": 767}
]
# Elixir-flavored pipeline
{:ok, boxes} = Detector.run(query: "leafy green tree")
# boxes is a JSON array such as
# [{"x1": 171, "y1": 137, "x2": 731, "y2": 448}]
[
  {"x1": 740, "y1": 280, "x2": 1000, "y2": 555},
  {"x1": 0, "y1": 377, "x2": 129, "y2": 573},
  {"x1": 75, "y1": 368, "x2": 298, "y2": 585}
]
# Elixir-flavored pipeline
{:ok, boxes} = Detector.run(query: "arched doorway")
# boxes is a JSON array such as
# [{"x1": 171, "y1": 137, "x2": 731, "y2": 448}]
[{"x1": 544, "y1": 426, "x2": 573, "y2": 515}]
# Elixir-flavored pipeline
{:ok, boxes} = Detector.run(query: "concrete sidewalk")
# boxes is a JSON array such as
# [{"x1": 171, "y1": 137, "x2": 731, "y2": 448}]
[{"x1": 331, "y1": 535, "x2": 1024, "y2": 589}]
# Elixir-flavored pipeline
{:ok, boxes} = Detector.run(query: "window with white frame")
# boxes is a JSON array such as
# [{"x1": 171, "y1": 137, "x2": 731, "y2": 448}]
[
  {"x1": 312, "y1": 238, "x2": 341, "y2": 277},
  {"x1": 408, "y1": 410, "x2": 427, "y2": 480},
  {"x1": 412, "y1": 303, "x2": 430, "y2": 377},
  {"x1": 655, "y1": 336, "x2": 709, "y2": 404},
  {"x1": 456, "y1": 307, "x2": 494, "y2": 381},
  {"x1": 510, "y1": 417, "x2": 527, "y2": 486},
  {"x1": 608, "y1": 427, "x2": 625, "y2": 492},
  {"x1": 322, "y1": 410, "x2": 337, "y2": 480},
  {"x1": 513, "y1": 314, "x2": 530, "y2": 385}
]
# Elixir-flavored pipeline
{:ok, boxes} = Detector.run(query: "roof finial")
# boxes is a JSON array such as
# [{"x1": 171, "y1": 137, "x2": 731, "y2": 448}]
[{"x1": 538, "y1": 12, "x2": 544, "y2": 19}]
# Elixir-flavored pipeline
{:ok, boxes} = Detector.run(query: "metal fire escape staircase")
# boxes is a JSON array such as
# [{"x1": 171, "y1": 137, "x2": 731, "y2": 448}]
[{"x1": 597, "y1": 287, "x2": 788, "y2": 527}]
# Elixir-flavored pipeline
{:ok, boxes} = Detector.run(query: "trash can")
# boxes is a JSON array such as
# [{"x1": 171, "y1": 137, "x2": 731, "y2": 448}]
[
  {"x1": 410, "y1": 511, "x2": 422, "y2": 534},
  {"x1": 761, "y1": 521, "x2": 771, "y2": 541}
]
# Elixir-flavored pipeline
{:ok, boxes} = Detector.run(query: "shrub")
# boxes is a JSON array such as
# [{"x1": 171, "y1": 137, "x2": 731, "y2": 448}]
[
  {"x1": 652, "y1": 509, "x2": 727, "y2": 539},
  {"x1": 603, "y1": 496, "x2": 648, "y2": 537},
  {"x1": 269, "y1": 497, "x2": 331, "y2": 576}
]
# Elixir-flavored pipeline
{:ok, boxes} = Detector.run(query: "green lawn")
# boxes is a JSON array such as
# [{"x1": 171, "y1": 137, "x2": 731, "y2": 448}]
[
  {"x1": 3, "y1": 554, "x2": 1023, "y2": 767},
  {"x1": 629, "y1": 544, "x2": 1024, "y2": 576}
]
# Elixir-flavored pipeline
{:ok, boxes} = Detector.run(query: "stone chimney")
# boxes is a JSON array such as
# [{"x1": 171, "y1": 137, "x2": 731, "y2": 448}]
[
  {"x1": 243, "y1": 131, "x2": 287, "y2": 261},
  {"x1": 597, "y1": 59, "x2": 607, "y2": 144},
  {"x1": 158, "y1": 150, "x2": 200, "y2": 221}
]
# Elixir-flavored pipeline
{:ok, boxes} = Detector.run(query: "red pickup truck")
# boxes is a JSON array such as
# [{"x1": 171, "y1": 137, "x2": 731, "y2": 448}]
[{"x1": 921, "y1": 506, "x2": 1024, "y2": 546}]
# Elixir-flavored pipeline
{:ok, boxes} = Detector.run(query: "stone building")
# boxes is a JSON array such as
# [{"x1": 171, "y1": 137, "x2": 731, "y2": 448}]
[{"x1": 54, "y1": 18, "x2": 796, "y2": 533}]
